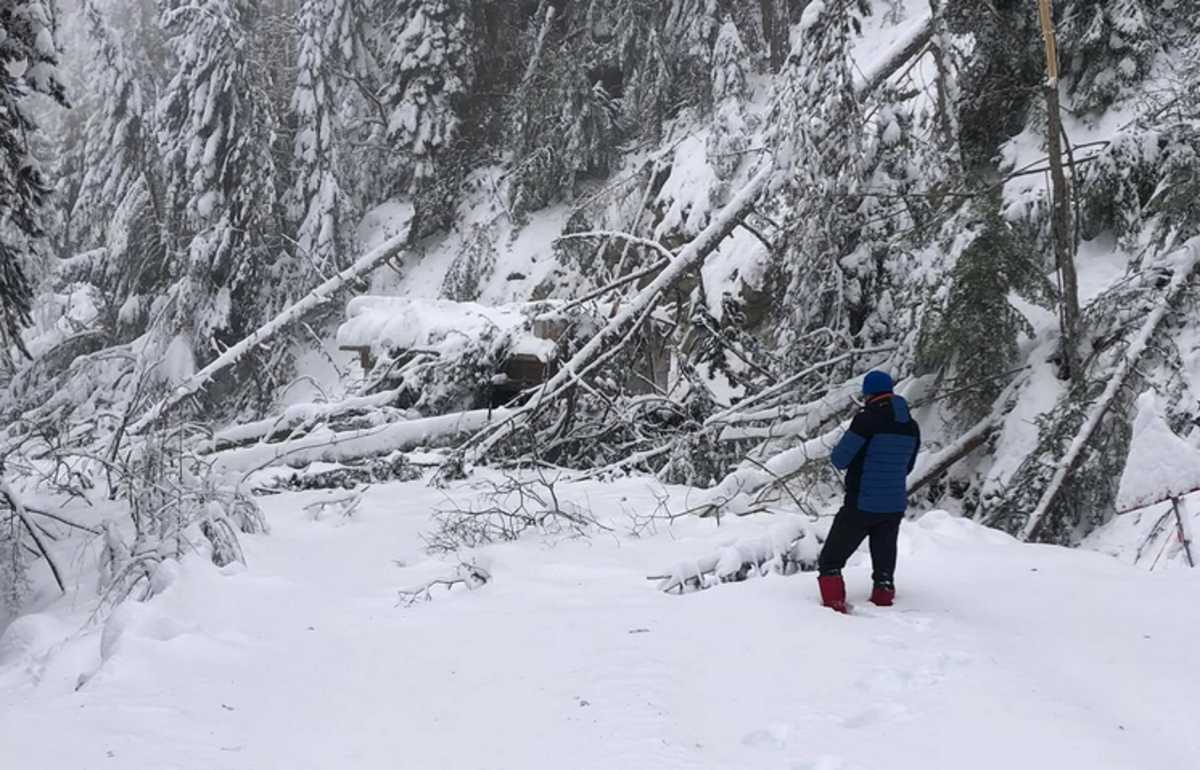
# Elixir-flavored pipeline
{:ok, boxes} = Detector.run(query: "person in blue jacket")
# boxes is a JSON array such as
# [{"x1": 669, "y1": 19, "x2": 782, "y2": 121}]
[{"x1": 818, "y1": 370, "x2": 920, "y2": 613}]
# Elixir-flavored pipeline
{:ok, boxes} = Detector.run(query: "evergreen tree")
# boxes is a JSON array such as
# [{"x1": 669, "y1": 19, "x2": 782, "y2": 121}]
[
  {"x1": 158, "y1": 0, "x2": 289, "y2": 354},
  {"x1": 0, "y1": 0, "x2": 68, "y2": 356},
  {"x1": 73, "y1": 4, "x2": 159, "y2": 287},
  {"x1": 767, "y1": 0, "x2": 868, "y2": 363},
  {"x1": 1058, "y1": 0, "x2": 1158, "y2": 113},
  {"x1": 917, "y1": 204, "x2": 1047, "y2": 424},
  {"x1": 375, "y1": 0, "x2": 474, "y2": 230},
  {"x1": 292, "y1": 0, "x2": 365, "y2": 272},
  {"x1": 706, "y1": 18, "x2": 752, "y2": 181}
]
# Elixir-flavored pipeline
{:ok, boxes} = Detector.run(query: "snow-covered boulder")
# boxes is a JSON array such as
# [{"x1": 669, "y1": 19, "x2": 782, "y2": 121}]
[{"x1": 1115, "y1": 392, "x2": 1200, "y2": 512}]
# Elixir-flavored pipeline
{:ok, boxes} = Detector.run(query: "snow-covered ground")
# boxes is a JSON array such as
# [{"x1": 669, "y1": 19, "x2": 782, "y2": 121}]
[{"x1": 2, "y1": 477, "x2": 1198, "y2": 770}]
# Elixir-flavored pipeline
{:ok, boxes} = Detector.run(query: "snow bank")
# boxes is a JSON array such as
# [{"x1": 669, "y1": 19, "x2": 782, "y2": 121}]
[
  {"x1": 1116, "y1": 392, "x2": 1200, "y2": 512},
  {"x1": 99, "y1": 600, "x2": 190, "y2": 664},
  {"x1": 914, "y1": 509, "x2": 1016, "y2": 547},
  {"x1": 0, "y1": 613, "x2": 70, "y2": 668}
]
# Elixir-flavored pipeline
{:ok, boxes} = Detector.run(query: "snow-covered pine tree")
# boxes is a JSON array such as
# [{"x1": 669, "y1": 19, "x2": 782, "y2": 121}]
[
  {"x1": 767, "y1": 0, "x2": 869, "y2": 367},
  {"x1": 0, "y1": 0, "x2": 68, "y2": 357},
  {"x1": 60, "y1": 1, "x2": 172, "y2": 340},
  {"x1": 944, "y1": 0, "x2": 1041, "y2": 172},
  {"x1": 662, "y1": 0, "x2": 720, "y2": 112},
  {"x1": 375, "y1": 0, "x2": 474, "y2": 234},
  {"x1": 440, "y1": 223, "x2": 498, "y2": 302},
  {"x1": 507, "y1": 3, "x2": 622, "y2": 221},
  {"x1": 71, "y1": 3, "x2": 145, "y2": 244},
  {"x1": 291, "y1": 0, "x2": 365, "y2": 273},
  {"x1": 916, "y1": 202, "x2": 1048, "y2": 425},
  {"x1": 1057, "y1": 0, "x2": 1159, "y2": 113},
  {"x1": 706, "y1": 18, "x2": 753, "y2": 182},
  {"x1": 158, "y1": 0, "x2": 289, "y2": 360}
]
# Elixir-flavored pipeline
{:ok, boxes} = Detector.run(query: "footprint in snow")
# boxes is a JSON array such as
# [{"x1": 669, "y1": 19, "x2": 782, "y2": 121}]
[
  {"x1": 841, "y1": 702, "x2": 911, "y2": 729},
  {"x1": 741, "y1": 723, "x2": 794, "y2": 750}
]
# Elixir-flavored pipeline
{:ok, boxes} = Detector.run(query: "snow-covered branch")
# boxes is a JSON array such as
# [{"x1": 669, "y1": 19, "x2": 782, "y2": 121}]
[
  {"x1": 555, "y1": 230, "x2": 676, "y2": 264},
  {"x1": 397, "y1": 562, "x2": 491, "y2": 606},
  {"x1": 854, "y1": 16, "x2": 933, "y2": 98}
]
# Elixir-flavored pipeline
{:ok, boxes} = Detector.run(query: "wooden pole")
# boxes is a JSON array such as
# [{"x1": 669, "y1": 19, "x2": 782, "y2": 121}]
[{"x1": 1036, "y1": 0, "x2": 1082, "y2": 380}]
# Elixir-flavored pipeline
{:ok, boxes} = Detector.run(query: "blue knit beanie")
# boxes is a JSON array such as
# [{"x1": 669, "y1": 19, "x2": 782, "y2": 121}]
[{"x1": 863, "y1": 370, "x2": 894, "y2": 396}]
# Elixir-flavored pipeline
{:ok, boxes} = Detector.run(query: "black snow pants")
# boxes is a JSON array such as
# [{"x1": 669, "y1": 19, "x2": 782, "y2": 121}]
[{"x1": 817, "y1": 507, "x2": 902, "y2": 585}]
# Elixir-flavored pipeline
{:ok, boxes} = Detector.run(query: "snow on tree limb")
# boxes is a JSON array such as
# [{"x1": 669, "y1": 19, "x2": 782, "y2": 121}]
[
  {"x1": 128, "y1": 209, "x2": 415, "y2": 435},
  {"x1": 906, "y1": 374, "x2": 1028, "y2": 496},
  {"x1": 696, "y1": 423, "x2": 849, "y2": 516},
  {"x1": 853, "y1": 15, "x2": 933, "y2": 98},
  {"x1": 1020, "y1": 238, "x2": 1200, "y2": 541}
]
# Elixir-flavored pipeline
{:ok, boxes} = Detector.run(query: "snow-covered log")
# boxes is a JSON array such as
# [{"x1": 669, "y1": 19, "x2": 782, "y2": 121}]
[
  {"x1": 1020, "y1": 239, "x2": 1200, "y2": 541},
  {"x1": 212, "y1": 408, "x2": 511, "y2": 477},
  {"x1": 907, "y1": 415, "x2": 999, "y2": 496},
  {"x1": 205, "y1": 387, "x2": 409, "y2": 453},
  {"x1": 650, "y1": 518, "x2": 819, "y2": 593},
  {"x1": 696, "y1": 422, "x2": 849, "y2": 516},
  {"x1": 128, "y1": 206, "x2": 415, "y2": 435}
]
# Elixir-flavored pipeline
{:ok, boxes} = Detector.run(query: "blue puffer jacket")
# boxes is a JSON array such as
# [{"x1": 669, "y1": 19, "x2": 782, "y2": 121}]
[{"x1": 830, "y1": 394, "x2": 921, "y2": 514}]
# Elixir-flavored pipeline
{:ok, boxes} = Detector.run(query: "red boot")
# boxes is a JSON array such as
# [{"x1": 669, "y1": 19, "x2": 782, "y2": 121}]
[
  {"x1": 869, "y1": 583, "x2": 895, "y2": 607},
  {"x1": 818, "y1": 574, "x2": 849, "y2": 614}
]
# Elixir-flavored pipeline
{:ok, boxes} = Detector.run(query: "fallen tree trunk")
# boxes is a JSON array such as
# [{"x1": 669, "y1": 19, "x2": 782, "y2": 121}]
[
  {"x1": 129, "y1": 212, "x2": 414, "y2": 435},
  {"x1": 212, "y1": 408, "x2": 511, "y2": 477},
  {"x1": 1020, "y1": 239, "x2": 1200, "y2": 541},
  {"x1": 204, "y1": 387, "x2": 408, "y2": 453},
  {"x1": 907, "y1": 416, "x2": 998, "y2": 496},
  {"x1": 905, "y1": 374, "x2": 1028, "y2": 495}
]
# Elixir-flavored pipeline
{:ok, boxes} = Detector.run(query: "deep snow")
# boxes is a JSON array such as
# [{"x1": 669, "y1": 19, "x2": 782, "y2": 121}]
[{"x1": 2, "y1": 477, "x2": 1198, "y2": 770}]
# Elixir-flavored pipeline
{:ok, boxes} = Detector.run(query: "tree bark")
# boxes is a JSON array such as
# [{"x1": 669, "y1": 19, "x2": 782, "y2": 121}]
[{"x1": 1037, "y1": 0, "x2": 1082, "y2": 380}]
